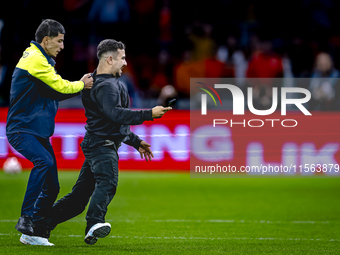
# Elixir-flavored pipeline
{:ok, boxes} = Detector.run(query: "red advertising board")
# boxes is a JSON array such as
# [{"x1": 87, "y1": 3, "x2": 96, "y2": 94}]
[
  {"x1": 190, "y1": 111, "x2": 340, "y2": 176},
  {"x1": 1, "y1": 108, "x2": 340, "y2": 175},
  {"x1": 0, "y1": 108, "x2": 190, "y2": 171}
]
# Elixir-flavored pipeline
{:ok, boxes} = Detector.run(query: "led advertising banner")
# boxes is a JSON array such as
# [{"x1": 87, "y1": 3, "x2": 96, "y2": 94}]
[
  {"x1": 1, "y1": 81, "x2": 340, "y2": 175},
  {"x1": 0, "y1": 108, "x2": 190, "y2": 171}
]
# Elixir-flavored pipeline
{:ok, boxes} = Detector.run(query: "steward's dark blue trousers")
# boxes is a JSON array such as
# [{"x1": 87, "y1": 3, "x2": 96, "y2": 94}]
[{"x1": 7, "y1": 133, "x2": 60, "y2": 226}]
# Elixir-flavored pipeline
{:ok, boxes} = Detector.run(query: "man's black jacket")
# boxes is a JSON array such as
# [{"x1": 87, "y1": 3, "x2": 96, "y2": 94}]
[{"x1": 81, "y1": 70, "x2": 153, "y2": 150}]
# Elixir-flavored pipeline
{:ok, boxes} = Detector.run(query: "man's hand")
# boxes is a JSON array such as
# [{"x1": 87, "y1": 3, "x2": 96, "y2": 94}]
[
  {"x1": 80, "y1": 73, "x2": 93, "y2": 90},
  {"x1": 138, "y1": 141, "x2": 154, "y2": 162},
  {"x1": 152, "y1": 106, "x2": 172, "y2": 119}
]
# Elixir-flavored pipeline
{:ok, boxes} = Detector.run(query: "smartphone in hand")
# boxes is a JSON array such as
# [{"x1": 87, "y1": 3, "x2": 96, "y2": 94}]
[{"x1": 167, "y1": 98, "x2": 177, "y2": 107}]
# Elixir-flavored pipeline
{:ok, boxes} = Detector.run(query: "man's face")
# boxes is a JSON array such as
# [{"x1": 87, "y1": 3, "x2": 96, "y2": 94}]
[
  {"x1": 44, "y1": 33, "x2": 64, "y2": 58},
  {"x1": 111, "y1": 49, "x2": 127, "y2": 77}
]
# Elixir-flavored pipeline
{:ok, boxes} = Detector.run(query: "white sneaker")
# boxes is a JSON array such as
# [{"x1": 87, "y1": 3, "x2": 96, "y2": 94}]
[
  {"x1": 20, "y1": 234, "x2": 54, "y2": 246},
  {"x1": 84, "y1": 223, "x2": 111, "y2": 245}
]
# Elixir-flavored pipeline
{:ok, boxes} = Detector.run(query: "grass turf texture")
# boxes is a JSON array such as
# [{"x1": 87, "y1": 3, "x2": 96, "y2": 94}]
[{"x1": 0, "y1": 171, "x2": 339, "y2": 254}]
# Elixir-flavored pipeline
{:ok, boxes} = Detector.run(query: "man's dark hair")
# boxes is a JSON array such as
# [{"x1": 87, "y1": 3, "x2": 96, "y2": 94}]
[
  {"x1": 97, "y1": 39, "x2": 125, "y2": 60},
  {"x1": 35, "y1": 19, "x2": 65, "y2": 43}
]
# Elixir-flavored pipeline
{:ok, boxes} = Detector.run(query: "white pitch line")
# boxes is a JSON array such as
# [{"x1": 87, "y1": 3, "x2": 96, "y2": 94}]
[
  {"x1": 1, "y1": 233, "x2": 338, "y2": 242},
  {"x1": 152, "y1": 219, "x2": 332, "y2": 224},
  {"x1": 0, "y1": 219, "x2": 334, "y2": 224},
  {"x1": 108, "y1": 235, "x2": 340, "y2": 242}
]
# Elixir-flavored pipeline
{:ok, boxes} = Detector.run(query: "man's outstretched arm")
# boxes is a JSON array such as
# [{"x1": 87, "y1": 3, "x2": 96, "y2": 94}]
[
  {"x1": 96, "y1": 83, "x2": 171, "y2": 125},
  {"x1": 28, "y1": 55, "x2": 93, "y2": 93}
]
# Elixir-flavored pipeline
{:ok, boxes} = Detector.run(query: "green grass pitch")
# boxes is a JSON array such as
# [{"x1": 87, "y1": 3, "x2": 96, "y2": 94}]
[{"x1": 0, "y1": 171, "x2": 339, "y2": 254}]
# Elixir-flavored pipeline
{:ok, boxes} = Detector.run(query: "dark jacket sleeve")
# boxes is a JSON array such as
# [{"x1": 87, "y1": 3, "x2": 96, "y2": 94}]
[
  {"x1": 124, "y1": 131, "x2": 142, "y2": 150},
  {"x1": 95, "y1": 82, "x2": 153, "y2": 125}
]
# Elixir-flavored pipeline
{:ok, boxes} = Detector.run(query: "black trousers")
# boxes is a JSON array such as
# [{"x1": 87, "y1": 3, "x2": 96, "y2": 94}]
[{"x1": 49, "y1": 133, "x2": 119, "y2": 235}]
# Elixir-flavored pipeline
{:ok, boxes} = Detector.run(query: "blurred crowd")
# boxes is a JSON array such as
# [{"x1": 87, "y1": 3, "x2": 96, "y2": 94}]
[{"x1": 1, "y1": 0, "x2": 340, "y2": 110}]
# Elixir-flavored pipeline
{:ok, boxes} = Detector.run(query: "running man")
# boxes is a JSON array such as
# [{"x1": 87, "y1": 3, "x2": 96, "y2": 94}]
[{"x1": 47, "y1": 39, "x2": 171, "y2": 245}]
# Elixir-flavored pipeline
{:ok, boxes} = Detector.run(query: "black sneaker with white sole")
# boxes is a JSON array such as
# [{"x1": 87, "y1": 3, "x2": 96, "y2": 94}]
[{"x1": 84, "y1": 222, "x2": 111, "y2": 245}]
